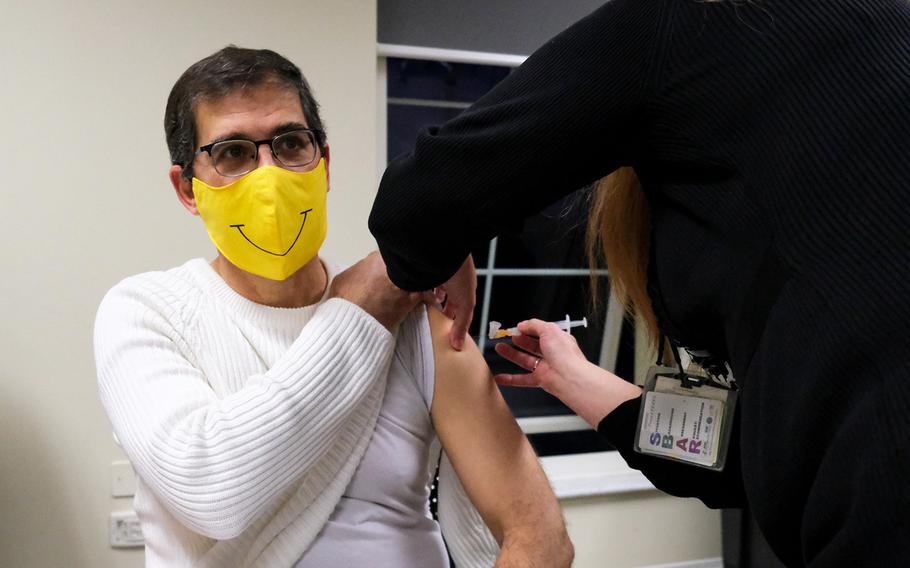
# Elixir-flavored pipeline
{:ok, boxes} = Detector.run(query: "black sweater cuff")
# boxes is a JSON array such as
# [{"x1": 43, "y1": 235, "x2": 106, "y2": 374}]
[{"x1": 597, "y1": 395, "x2": 644, "y2": 453}]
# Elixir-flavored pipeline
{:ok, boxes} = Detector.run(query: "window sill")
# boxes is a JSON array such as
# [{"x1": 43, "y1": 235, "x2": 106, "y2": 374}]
[{"x1": 540, "y1": 451, "x2": 655, "y2": 499}]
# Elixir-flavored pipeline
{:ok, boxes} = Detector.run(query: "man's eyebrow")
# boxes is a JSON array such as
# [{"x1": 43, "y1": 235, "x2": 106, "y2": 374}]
[
  {"x1": 206, "y1": 131, "x2": 250, "y2": 146},
  {"x1": 269, "y1": 122, "x2": 310, "y2": 136},
  {"x1": 205, "y1": 122, "x2": 310, "y2": 146}
]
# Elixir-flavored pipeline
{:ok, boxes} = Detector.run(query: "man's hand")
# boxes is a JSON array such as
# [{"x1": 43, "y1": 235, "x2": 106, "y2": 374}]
[
  {"x1": 431, "y1": 255, "x2": 477, "y2": 351},
  {"x1": 330, "y1": 251, "x2": 421, "y2": 330}
]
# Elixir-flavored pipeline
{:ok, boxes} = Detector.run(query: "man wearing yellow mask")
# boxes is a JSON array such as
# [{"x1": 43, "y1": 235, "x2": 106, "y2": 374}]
[{"x1": 94, "y1": 46, "x2": 571, "y2": 568}]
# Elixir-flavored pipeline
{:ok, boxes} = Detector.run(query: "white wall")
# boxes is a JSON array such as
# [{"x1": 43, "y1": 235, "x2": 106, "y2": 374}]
[
  {"x1": 564, "y1": 493, "x2": 720, "y2": 567},
  {"x1": 0, "y1": 1, "x2": 377, "y2": 566}
]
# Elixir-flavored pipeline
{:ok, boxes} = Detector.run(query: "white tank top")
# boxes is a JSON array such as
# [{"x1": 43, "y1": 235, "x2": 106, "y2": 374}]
[{"x1": 294, "y1": 307, "x2": 448, "y2": 567}]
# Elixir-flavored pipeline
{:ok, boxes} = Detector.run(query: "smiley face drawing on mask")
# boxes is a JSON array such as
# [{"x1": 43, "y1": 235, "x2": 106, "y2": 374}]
[{"x1": 192, "y1": 159, "x2": 328, "y2": 281}]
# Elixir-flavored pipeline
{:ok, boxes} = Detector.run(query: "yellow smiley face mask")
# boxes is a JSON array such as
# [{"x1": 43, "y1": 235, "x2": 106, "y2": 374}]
[{"x1": 192, "y1": 159, "x2": 328, "y2": 281}]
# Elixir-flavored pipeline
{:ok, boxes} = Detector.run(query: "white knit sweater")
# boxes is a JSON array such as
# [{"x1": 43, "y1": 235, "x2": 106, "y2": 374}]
[{"x1": 95, "y1": 258, "x2": 497, "y2": 567}]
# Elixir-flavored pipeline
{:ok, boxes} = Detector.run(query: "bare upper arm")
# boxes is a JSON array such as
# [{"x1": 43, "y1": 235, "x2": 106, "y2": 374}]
[{"x1": 426, "y1": 308, "x2": 563, "y2": 543}]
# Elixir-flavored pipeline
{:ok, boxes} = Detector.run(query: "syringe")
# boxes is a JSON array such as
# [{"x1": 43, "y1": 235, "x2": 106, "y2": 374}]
[{"x1": 488, "y1": 315, "x2": 588, "y2": 340}]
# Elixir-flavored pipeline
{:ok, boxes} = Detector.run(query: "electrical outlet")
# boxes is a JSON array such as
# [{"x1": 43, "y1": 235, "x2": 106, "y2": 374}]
[{"x1": 110, "y1": 510, "x2": 144, "y2": 548}]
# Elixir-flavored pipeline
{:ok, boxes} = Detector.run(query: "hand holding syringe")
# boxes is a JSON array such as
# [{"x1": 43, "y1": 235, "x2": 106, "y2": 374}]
[
  {"x1": 491, "y1": 317, "x2": 643, "y2": 428},
  {"x1": 488, "y1": 315, "x2": 588, "y2": 340}
]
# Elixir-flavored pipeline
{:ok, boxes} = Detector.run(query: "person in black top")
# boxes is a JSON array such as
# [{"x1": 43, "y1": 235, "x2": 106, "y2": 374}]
[{"x1": 369, "y1": 0, "x2": 910, "y2": 566}]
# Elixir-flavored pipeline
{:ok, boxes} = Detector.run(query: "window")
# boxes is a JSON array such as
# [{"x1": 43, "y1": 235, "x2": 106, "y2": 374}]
[{"x1": 381, "y1": 54, "x2": 639, "y2": 457}]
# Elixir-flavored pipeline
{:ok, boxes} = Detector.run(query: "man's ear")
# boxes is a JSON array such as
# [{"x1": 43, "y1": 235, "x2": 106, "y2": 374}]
[
  {"x1": 169, "y1": 165, "x2": 199, "y2": 216},
  {"x1": 323, "y1": 145, "x2": 331, "y2": 193}
]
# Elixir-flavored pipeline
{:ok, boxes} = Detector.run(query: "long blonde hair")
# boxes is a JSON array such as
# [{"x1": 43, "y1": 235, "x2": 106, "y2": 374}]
[{"x1": 586, "y1": 168, "x2": 660, "y2": 349}]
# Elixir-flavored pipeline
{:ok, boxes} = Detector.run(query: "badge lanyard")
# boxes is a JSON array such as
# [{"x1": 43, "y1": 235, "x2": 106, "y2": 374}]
[{"x1": 634, "y1": 333, "x2": 738, "y2": 471}]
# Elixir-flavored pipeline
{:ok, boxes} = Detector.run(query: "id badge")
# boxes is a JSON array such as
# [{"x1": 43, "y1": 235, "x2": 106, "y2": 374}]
[{"x1": 634, "y1": 366, "x2": 737, "y2": 471}]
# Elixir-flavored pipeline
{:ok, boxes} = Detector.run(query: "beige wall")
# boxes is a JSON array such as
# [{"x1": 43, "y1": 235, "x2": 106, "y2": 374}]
[
  {"x1": 564, "y1": 493, "x2": 720, "y2": 567},
  {"x1": 0, "y1": 1, "x2": 720, "y2": 567},
  {"x1": 0, "y1": 1, "x2": 377, "y2": 566}
]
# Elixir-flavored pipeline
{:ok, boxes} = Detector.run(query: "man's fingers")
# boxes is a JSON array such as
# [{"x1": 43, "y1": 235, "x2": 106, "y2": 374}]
[
  {"x1": 449, "y1": 314, "x2": 468, "y2": 351},
  {"x1": 448, "y1": 303, "x2": 472, "y2": 350},
  {"x1": 421, "y1": 290, "x2": 443, "y2": 311},
  {"x1": 449, "y1": 331, "x2": 465, "y2": 351},
  {"x1": 494, "y1": 373, "x2": 541, "y2": 388},
  {"x1": 442, "y1": 300, "x2": 458, "y2": 321},
  {"x1": 430, "y1": 255, "x2": 478, "y2": 352}
]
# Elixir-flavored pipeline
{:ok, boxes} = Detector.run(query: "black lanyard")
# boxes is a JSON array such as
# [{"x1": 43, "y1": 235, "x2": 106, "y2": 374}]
[{"x1": 657, "y1": 331, "x2": 711, "y2": 389}]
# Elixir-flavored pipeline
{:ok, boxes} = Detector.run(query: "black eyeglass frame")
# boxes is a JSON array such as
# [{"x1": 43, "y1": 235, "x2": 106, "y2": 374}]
[{"x1": 195, "y1": 128, "x2": 326, "y2": 177}]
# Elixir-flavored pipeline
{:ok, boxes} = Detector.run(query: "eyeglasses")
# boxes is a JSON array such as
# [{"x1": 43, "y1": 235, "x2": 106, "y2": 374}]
[{"x1": 196, "y1": 128, "x2": 324, "y2": 177}]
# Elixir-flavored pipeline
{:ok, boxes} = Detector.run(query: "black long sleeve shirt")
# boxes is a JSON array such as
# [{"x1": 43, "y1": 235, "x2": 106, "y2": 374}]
[{"x1": 370, "y1": 1, "x2": 910, "y2": 565}]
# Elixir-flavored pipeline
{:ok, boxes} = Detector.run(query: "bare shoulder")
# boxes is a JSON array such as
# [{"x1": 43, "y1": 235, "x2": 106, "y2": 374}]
[
  {"x1": 425, "y1": 305, "x2": 522, "y2": 460},
  {"x1": 425, "y1": 307, "x2": 497, "y2": 410}
]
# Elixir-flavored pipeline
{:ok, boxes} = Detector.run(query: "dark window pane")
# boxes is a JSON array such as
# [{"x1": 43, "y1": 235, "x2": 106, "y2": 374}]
[
  {"x1": 387, "y1": 57, "x2": 511, "y2": 101},
  {"x1": 528, "y1": 430, "x2": 615, "y2": 457},
  {"x1": 501, "y1": 385, "x2": 571, "y2": 419},
  {"x1": 387, "y1": 104, "x2": 463, "y2": 163},
  {"x1": 615, "y1": 315, "x2": 637, "y2": 381},
  {"x1": 470, "y1": 239, "x2": 491, "y2": 268}
]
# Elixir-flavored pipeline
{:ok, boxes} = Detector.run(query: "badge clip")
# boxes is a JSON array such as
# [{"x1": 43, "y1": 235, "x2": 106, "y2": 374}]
[{"x1": 633, "y1": 335, "x2": 737, "y2": 471}]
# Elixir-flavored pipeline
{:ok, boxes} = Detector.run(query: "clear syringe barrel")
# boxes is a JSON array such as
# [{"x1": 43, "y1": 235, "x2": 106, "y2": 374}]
[
  {"x1": 556, "y1": 315, "x2": 588, "y2": 332},
  {"x1": 488, "y1": 315, "x2": 587, "y2": 340}
]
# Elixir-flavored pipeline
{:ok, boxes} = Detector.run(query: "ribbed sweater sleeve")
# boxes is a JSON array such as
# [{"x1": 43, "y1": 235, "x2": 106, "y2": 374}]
[
  {"x1": 94, "y1": 279, "x2": 395, "y2": 540},
  {"x1": 369, "y1": 0, "x2": 668, "y2": 290}
]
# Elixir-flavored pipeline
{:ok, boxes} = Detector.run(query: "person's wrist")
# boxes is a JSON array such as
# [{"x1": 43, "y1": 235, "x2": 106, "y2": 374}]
[
  {"x1": 550, "y1": 360, "x2": 641, "y2": 424},
  {"x1": 548, "y1": 358, "x2": 600, "y2": 401}
]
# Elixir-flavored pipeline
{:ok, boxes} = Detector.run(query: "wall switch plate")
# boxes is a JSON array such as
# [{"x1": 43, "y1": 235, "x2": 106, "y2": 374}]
[
  {"x1": 110, "y1": 510, "x2": 144, "y2": 548},
  {"x1": 111, "y1": 460, "x2": 136, "y2": 497}
]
